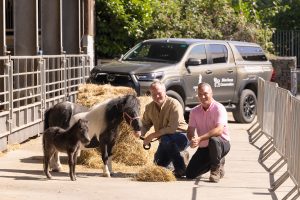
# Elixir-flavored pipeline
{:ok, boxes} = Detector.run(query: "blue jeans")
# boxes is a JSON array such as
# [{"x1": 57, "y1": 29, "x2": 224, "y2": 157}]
[{"x1": 154, "y1": 132, "x2": 189, "y2": 172}]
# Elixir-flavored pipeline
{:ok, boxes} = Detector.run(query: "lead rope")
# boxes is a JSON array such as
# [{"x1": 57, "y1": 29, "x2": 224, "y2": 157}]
[{"x1": 139, "y1": 136, "x2": 160, "y2": 150}]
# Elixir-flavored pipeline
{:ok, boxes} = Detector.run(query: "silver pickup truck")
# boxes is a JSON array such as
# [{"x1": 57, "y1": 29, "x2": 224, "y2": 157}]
[{"x1": 89, "y1": 38, "x2": 273, "y2": 123}]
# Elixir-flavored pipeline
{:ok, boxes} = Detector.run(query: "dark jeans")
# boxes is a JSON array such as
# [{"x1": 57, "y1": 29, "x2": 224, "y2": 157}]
[
  {"x1": 154, "y1": 133, "x2": 189, "y2": 172},
  {"x1": 186, "y1": 136, "x2": 230, "y2": 179}
]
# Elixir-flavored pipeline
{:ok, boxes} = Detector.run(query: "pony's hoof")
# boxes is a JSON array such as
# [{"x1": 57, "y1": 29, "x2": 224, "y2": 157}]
[
  {"x1": 102, "y1": 173, "x2": 111, "y2": 178},
  {"x1": 51, "y1": 167, "x2": 62, "y2": 172},
  {"x1": 110, "y1": 172, "x2": 115, "y2": 177},
  {"x1": 46, "y1": 175, "x2": 52, "y2": 179}
]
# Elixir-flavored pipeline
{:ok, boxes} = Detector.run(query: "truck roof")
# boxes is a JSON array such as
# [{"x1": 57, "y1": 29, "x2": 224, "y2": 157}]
[{"x1": 143, "y1": 38, "x2": 260, "y2": 47}]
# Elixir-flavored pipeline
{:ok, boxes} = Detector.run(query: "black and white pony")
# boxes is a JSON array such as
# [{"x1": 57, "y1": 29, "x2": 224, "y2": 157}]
[
  {"x1": 44, "y1": 101, "x2": 89, "y2": 130},
  {"x1": 44, "y1": 94, "x2": 142, "y2": 177}
]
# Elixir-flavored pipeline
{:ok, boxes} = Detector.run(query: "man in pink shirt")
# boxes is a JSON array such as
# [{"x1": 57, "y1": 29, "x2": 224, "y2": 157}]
[{"x1": 185, "y1": 82, "x2": 230, "y2": 182}]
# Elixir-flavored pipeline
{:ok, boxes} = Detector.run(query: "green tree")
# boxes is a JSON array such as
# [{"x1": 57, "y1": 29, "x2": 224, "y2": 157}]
[
  {"x1": 95, "y1": 0, "x2": 153, "y2": 58},
  {"x1": 95, "y1": 0, "x2": 275, "y2": 58},
  {"x1": 271, "y1": 0, "x2": 300, "y2": 30}
]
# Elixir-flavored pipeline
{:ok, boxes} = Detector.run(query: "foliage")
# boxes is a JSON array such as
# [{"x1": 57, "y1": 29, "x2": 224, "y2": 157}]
[
  {"x1": 147, "y1": 0, "x2": 273, "y2": 49},
  {"x1": 95, "y1": 0, "x2": 277, "y2": 58},
  {"x1": 230, "y1": 0, "x2": 280, "y2": 51},
  {"x1": 271, "y1": 0, "x2": 300, "y2": 30},
  {"x1": 95, "y1": 0, "x2": 153, "y2": 58}
]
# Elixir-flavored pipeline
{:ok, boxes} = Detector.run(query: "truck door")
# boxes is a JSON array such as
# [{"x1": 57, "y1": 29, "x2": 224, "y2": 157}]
[
  {"x1": 183, "y1": 44, "x2": 208, "y2": 105},
  {"x1": 183, "y1": 43, "x2": 237, "y2": 106},
  {"x1": 203, "y1": 44, "x2": 237, "y2": 103}
]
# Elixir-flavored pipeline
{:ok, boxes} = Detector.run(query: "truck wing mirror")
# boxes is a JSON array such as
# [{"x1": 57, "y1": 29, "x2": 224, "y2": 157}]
[
  {"x1": 185, "y1": 58, "x2": 202, "y2": 66},
  {"x1": 185, "y1": 58, "x2": 202, "y2": 73}
]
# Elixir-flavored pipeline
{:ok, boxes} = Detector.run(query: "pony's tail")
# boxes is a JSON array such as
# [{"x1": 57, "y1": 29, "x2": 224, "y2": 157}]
[{"x1": 44, "y1": 108, "x2": 51, "y2": 130}]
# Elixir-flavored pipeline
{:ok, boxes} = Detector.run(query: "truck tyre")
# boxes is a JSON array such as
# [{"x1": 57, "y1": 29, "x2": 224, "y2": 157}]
[
  {"x1": 233, "y1": 89, "x2": 257, "y2": 123},
  {"x1": 166, "y1": 90, "x2": 185, "y2": 110}
]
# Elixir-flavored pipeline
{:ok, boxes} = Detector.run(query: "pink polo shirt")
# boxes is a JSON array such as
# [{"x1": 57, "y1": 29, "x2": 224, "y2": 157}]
[{"x1": 189, "y1": 100, "x2": 230, "y2": 148}]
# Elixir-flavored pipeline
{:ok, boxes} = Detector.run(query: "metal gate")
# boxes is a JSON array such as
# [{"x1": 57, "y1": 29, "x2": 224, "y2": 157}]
[
  {"x1": 272, "y1": 30, "x2": 300, "y2": 67},
  {"x1": 0, "y1": 54, "x2": 91, "y2": 151}
]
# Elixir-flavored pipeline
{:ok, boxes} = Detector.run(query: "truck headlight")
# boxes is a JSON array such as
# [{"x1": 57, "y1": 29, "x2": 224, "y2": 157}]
[{"x1": 135, "y1": 72, "x2": 164, "y2": 81}]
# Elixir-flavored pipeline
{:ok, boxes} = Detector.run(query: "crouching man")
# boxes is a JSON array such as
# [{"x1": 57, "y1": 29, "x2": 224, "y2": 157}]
[
  {"x1": 185, "y1": 82, "x2": 230, "y2": 182},
  {"x1": 141, "y1": 80, "x2": 189, "y2": 178}
]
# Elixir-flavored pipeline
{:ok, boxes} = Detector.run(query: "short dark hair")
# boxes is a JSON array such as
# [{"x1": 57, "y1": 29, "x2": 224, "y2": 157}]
[{"x1": 198, "y1": 82, "x2": 211, "y2": 90}]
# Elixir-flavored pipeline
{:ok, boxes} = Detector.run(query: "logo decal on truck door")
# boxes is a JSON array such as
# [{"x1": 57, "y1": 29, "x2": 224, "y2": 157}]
[{"x1": 213, "y1": 77, "x2": 234, "y2": 87}]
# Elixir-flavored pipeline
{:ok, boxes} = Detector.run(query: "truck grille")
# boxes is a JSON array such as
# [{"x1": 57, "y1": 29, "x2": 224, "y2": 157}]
[{"x1": 94, "y1": 72, "x2": 135, "y2": 88}]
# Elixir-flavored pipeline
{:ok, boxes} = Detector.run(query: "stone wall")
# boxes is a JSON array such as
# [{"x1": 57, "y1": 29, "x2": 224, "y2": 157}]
[{"x1": 270, "y1": 56, "x2": 297, "y2": 94}]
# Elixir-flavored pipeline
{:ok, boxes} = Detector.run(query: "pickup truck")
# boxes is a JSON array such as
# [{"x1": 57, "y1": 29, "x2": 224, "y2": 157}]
[{"x1": 89, "y1": 38, "x2": 273, "y2": 123}]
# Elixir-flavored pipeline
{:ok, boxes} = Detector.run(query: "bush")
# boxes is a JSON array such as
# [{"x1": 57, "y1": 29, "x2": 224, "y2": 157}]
[{"x1": 95, "y1": 0, "x2": 274, "y2": 58}]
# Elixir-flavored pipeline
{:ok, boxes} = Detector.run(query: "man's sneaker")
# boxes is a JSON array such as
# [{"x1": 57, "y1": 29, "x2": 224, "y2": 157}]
[
  {"x1": 209, "y1": 165, "x2": 221, "y2": 183},
  {"x1": 220, "y1": 157, "x2": 225, "y2": 179},
  {"x1": 173, "y1": 168, "x2": 186, "y2": 178},
  {"x1": 180, "y1": 150, "x2": 189, "y2": 167}
]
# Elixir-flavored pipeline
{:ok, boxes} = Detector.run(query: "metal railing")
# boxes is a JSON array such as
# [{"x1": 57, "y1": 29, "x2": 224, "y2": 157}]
[
  {"x1": 0, "y1": 54, "x2": 91, "y2": 151},
  {"x1": 248, "y1": 77, "x2": 300, "y2": 199},
  {"x1": 291, "y1": 68, "x2": 300, "y2": 96}
]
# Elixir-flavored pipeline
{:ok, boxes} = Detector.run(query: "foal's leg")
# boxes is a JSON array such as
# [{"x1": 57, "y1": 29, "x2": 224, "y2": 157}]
[
  {"x1": 67, "y1": 151, "x2": 76, "y2": 181},
  {"x1": 50, "y1": 152, "x2": 62, "y2": 172},
  {"x1": 73, "y1": 150, "x2": 79, "y2": 180},
  {"x1": 44, "y1": 148, "x2": 55, "y2": 179}
]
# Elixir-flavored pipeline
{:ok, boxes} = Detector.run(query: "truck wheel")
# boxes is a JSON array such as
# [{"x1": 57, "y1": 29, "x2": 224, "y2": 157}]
[
  {"x1": 166, "y1": 90, "x2": 185, "y2": 110},
  {"x1": 233, "y1": 89, "x2": 257, "y2": 123}
]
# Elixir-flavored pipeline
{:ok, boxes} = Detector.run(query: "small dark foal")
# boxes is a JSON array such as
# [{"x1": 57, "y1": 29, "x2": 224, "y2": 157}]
[{"x1": 42, "y1": 119, "x2": 90, "y2": 181}]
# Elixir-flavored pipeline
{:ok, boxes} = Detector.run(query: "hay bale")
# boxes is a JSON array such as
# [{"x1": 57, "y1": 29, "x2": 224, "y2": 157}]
[
  {"x1": 135, "y1": 164, "x2": 176, "y2": 182},
  {"x1": 7, "y1": 144, "x2": 21, "y2": 151},
  {"x1": 76, "y1": 84, "x2": 156, "y2": 170},
  {"x1": 77, "y1": 84, "x2": 136, "y2": 107},
  {"x1": 77, "y1": 149, "x2": 103, "y2": 169},
  {"x1": 112, "y1": 121, "x2": 150, "y2": 166}
]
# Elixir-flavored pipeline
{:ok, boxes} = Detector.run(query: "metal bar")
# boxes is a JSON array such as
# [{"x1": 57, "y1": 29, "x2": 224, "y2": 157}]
[
  {"x1": 290, "y1": 190, "x2": 300, "y2": 200},
  {"x1": 260, "y1": 137, "x2": 273, "y2": 151},
  {"x1": 282, "y1": 186, "x2": 298, "y2": 200},
  {"x1": 8, "y1": 58, "x2": 13, "y2": 134},
  {"x1": 0, "y1": 0, "x2": 6, "y2": 56},
  {"x1": 260, "y1": 147, "x2": 275, "y2": 163},
  {"x1": 269, "y1": 157, "x2": 285, "y2": 175},
  {"x1": 270, "y1": 171, "x2": 289, "y2": 191},
  {"x1": 249, "y1": 130, "x2": 264, "y2": 144}
]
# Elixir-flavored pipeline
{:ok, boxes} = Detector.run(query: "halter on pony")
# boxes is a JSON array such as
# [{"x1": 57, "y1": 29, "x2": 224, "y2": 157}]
[{"x1": 123, "y1": 112, "x2": 140, "y2": 126}]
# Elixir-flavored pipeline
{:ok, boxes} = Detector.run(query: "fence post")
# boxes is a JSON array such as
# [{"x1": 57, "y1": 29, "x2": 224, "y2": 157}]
[
  {"x1": 7, "y1": 57, "x2": 13, "y2": 134},
  {"x1": 39, "y1": 56, "x2": 46, "y2": 121},
  {"x1": 81, "y1": 55, "x2": 85, "y2": 84},
  {"x1": 291, "y1": 57, "x2": 297, "y2": 96},
  {"x1": 62, "y1": 53, "x2": 68, "y2": 101}
]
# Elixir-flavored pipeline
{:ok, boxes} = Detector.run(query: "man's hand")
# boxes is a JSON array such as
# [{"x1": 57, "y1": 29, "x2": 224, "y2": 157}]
[
  {"x1": 143, "y1": 132, "x2": 158, "y2": 146},
  {"x1": 133, "y1": 131, "x2": 141, "y2": 138}
]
